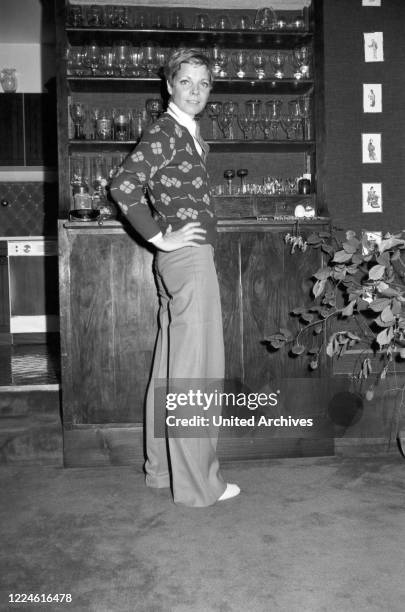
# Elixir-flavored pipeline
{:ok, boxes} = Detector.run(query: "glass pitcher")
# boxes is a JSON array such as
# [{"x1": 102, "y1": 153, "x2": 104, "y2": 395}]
[{"x1": 1, "y1": 68, "x2": 18, "y2": 92}]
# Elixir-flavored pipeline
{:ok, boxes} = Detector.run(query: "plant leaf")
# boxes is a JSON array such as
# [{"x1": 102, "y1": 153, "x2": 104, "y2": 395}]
[
  {"x1": 291, "y1": 344, "x2": 306, "y2": 355},
  {"x1": 313, "y1": 279, "x2": 326, "y2": 299},
  {"x1": 376, "y1": 326, "x2": 394, "y2": 347},
  {"x1": 369, "y1": 298, "x2": 391, "y2": 312},
  {"x1": 368, "y1": 264, "x2": 385, "y2": 280},
  {"x1": 341, "y1": 301, "x2": 356, "y2": 317},
  {"x1": 313, "y1": 267, "x2": 330, "y2": 281},
  {"x1": 333, "y1": 250, "x2": 353, "y2": 263}
]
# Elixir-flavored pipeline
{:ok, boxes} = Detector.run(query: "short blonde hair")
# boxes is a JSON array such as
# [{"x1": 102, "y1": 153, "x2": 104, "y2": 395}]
[{"x1": 164, "y1": 48, "x2": 214, "y2": 87}]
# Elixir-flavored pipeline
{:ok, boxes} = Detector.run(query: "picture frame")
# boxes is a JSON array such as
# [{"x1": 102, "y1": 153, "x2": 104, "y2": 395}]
[
  {"x1": 363, "y1": 84, "x2": 382, "y2": 113},
  {"x1": 362, "y1": 133, "x2": 382, "y2": 164},
  {"x1": 364, "y1": 32, "x2": 384, "y2": 62},
  {"x1": 362, "y1": 183, "x2": 382, "y2": 213}
]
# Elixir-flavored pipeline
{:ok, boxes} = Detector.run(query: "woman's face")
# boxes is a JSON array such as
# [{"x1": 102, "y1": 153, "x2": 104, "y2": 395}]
[{"x1": 167, "y1": 62, "x2": 211, "y2": 118}]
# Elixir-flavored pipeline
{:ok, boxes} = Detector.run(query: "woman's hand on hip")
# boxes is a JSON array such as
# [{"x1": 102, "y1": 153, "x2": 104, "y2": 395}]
[{"x1": 152, "y1": 223, "x2": 207, "y2": 251}]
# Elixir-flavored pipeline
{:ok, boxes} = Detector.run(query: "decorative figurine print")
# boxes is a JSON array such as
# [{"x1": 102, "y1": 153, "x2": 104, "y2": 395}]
[
  {"x1": 362, "y1": 134, "x2": 381, "y2": 163},
  {"x1": 362, "y1": 183, "x2": 382, "y2": 213},
  {"x1": 363, "y1": 84, "x2": 382, "y2": 113},
  {"x1": 364, "y1": 32, "x2": 384, "y2": 62}
]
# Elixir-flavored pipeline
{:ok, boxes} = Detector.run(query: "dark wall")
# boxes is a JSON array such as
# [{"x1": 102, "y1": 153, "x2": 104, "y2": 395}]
[{"x1": 323, "y1": 0, "x2": 405, "y2": 233}]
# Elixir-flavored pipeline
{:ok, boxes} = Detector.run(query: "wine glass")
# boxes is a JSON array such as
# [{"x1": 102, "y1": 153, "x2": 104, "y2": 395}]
[
  {"x1": 66, "y1": 47, "x2": 85, "y2": 76},
  {"x1": 216, "y1": 15, "x2": 232, "y2": 30},
  {"x1": 100, "y1": 47, "x2": 115, "y2": 77},
  {"x1": 259, "y1": 109, "x2": 272, "y2": 140},
  {"x1": 90, "y1": 156, "x2": 108, "y2": 196},
  {"x1": 140, "y1": 41, "x2": 159, "y2": 77},
  {"x1": 193, "y1": 14, "x2": 211, "y2": 30},
  {"x1": 232, "y1": 51, "x2": 249, "y2": 79},
  {"x1": 298, "y1": 96, "x2": 312, "y2": 140},
  {"x1": 69, "y1": 102, "x2": 87, "y2": 139},
  {"x1": 205, "y1": 101, "x2": 222, "y2": 139},
  {"x1": 252, "y1": 51, "x2": 267, "y2": 80},
  {"x1": 293, "y1": 46, "x2": 311, "y2": 79},
  {"x1": 266, "y1": 99, "x2": 283, "y2": 139},
  {"x1": 288, "y1": 99, "x2": 303, "y2": 139},
  {"x1": 254, "y1": 8, "x2": 277, "y2": 30},
  {"x1": 145, "y1": 98, "x2": 163, "y2": 124},
  {"x1": 70, "y1": 156, "x2": 87, "y2": 192},
  {"x1": 235, "y1": 15, "x2": 252, "y2": 31},
  {"x1": 224, "y1": 169, "x2": 235, "y2": 195},
  {"x1": 210, "y1": 46, "x2": 228, "y2": 78},
  {"x1": 221, "y1": 101, "x2": 239, "y2": 140},
  {"x1": 269, "y1": 51, "x2": 286, "y2": 79},
  {"x1": 237, "y1": 112, "x2": 255, "y2": 140},
  {"x1": 281, "y1": 111, "x2": 296, "y2": 140},
  {"x1": 245, "y1": 99, "x2": 262, "y2": 138},
  {"x1": 130, "y1": 108, "x2": 148, "y2": 140},
  {"x1": 113, "y1": 41, "x2": 132, "y2": 77},
  {"x1": 237, "y1": 169, "x2": 248, "y2": 194},
  {"x1": 83, "y1": 42, "x2": 101, "y2": 76}
]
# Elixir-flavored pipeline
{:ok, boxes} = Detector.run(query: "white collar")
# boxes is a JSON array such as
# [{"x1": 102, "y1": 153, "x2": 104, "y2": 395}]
[{"x1": 167, "y1": 101, "x2": 197, "y2": 136}]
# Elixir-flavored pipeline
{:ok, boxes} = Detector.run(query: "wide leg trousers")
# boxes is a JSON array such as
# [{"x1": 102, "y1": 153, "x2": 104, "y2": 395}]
[{"x1": 144, "y1": 245, "x2": 226, "y2": 507}]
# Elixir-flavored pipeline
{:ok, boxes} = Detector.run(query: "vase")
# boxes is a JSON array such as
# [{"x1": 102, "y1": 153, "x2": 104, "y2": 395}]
[{"x1": 1, "y1": 68, "x2": 18, "y2": 93}]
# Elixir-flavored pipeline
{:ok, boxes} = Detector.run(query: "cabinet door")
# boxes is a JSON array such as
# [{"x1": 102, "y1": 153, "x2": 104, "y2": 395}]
[
  {"x1": 59, "y1": 228, "x2": 157, "y2": 426},
  {"x1": 0, "y1": 94, "x2": 24, "y2": 165},
  {"x1": 24, "y1": 94, "x2": 58, "y2": 167}
]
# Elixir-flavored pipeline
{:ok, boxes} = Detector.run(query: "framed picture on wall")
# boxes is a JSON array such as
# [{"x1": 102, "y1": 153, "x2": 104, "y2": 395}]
[
  {"x1": 362, "y1": 134, "x2": 381, "y2": 163},
  {"x1": 364, "y1": 32, "x2": 384, "y2": 62},
  {"x1": 362, "y1": 183, "x2": 382, "y2": 213},
  {"x1": 362, "y1": 0, "x2": 381, "y2": 6},
  {"x1": 363, "y1": 84, "x2": 382, "y2": 113}
]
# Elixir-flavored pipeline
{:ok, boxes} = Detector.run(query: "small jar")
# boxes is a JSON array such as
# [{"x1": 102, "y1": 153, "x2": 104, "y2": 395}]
[
  {"x1": 298, "y1": 177, "x2": 311, "y2": 195},
  {"x1": 96, "y1": 110, "x2": 113, "y2": 140}
]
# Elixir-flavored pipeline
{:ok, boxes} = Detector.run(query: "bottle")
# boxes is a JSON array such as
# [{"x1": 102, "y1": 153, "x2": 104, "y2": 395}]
[{"x1": 298, "y1": 173, "x2": 311, "y2": 195}]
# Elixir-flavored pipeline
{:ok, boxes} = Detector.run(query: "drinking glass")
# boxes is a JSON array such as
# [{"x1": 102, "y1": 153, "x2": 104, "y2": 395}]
[
  {"x1": 111, "y1": 6, "x2": 129, "y2": 28},
  {"x1": 66, "y1": 47, "x2": 85, "y2": 76},
  {"x1": 245, "y1": 99, "x2": 262, "y2": 138},
  {"x1": 140, "y1": 41, "x2": 159, "y2": 77},
  {"x1": 169, "y1": 13, "x2": 184, "y2": 29},
  {"x1": 145, "y1": 98, "x2": 163, "y2": 123},
  {"x1": 269, "y1": 52, "x2": 286, "y2": 79},
  {"x1": 265, "y1": 99, "x2": 283, "y2": 139},
  {"x1": 237, "y1": 112, "x2": 255, "y2": 140},
  {"x1": 90, "y1": 156, "x2": 108, "y2": 195},
  {"x1": 254, "y1": 8, "x2": 277, "y2": 30},
  {"x1": 113, "y1": 108, "x2": 131, "y2": 141},
  {"x1": 281, "y1": 113, "x2": 296, "y2": 140},
  {"x1": 113, "y1": 41, "x2": 132, "y2": 76},
  {"x1": 298, "y1": 96, "x2": 312, "y2": 140},
  {"x1": 221, "y1": 101, "x2": 239, "y2": 139},
  {"x1": 205, "y1": 101, "x2": 222, "y2": 139},
  {"x1": 67, "y1": 6, "x2": 84, "y2": 27},
  {"x1": 216, "y1": 15, "x2": 232, "y2": 30},
  {"x1": 70, "y1": 156, "x2": 88, "y2": 191},
  {"x1": 252, "y1": 51, "x2": 267, "y2": 80},
  {"x1": 86, "y1": 5, "x2": 104, "y2": 27},
  {"x1": 293, "y1": 46, "x2": 311, "y2": 79},
  {"x1": 193, "y1": 14, "x2": 211, "y2": 30},
  {"x1": 224, "y1": 170, "x2": 235, "y2": 195},
  {"x1": 95, "y1": 108, "x2": 113, "y2": 140},
  {"x1": 232, "y1": 51, "x2": 249, "y2": 79},
  {"x1": 210, "y1": 47, "x2": 228, "y2": 78},
  {"x1": 235, "y1": 15, "x2": 252, "y2": 30},
  {"x1": 288, "y1": 99, "x2": 303, "y2": 139},
  {"x1": 130, "y1": 108, "x2": 148, "y2": 140},
  {"x1": 100, "y1": 47, "x2": 115, "y2": 76},
  {"x1": 259, "y1": 111, "x2": 272, "y2": 140},
  {"x1": 69, "y1": 102, "x2": 87, "y2": 139},
  {"x1": 129, "y1": 48, "x2": 143, "y2": 77},
  {"x1": 83, "y1": 43, "x2": 101, "y2": 76}
]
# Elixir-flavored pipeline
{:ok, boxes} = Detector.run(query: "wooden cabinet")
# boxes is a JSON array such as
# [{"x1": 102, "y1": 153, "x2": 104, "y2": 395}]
[
  {"x1": 59, "y1": 219, "x2": 333, "y2": 466},
  {"x1": 0, "y1": 93, "x2": 57, "y2": 167}
]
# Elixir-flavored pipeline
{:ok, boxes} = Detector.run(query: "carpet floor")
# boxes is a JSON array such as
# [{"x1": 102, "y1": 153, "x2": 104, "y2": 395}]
[{"x1": 0, "y1": 455, "x2": 404, "y2": 612}]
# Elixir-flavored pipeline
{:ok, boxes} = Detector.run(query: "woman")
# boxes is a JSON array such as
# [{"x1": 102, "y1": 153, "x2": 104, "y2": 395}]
[{"x1": 110, "y1": 49, "x2": 240, "y2": 507}]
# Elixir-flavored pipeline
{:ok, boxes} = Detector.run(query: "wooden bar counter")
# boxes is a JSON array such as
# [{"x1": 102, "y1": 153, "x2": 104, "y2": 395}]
[{"x1": 59, "y1": 214, "x2": 335, "y2": 467}]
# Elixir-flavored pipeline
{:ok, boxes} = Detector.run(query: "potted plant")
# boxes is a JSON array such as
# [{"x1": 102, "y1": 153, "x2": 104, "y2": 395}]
[{"x1": 265, "y1": 226, "x2": 405, "y2": 452}]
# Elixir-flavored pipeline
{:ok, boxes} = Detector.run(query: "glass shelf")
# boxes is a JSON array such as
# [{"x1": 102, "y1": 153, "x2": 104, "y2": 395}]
[
  {"x1": 68, "y1": 139, "x2": 315, "y2": 153},
  {"x1": 66, "y1": 28, "x2": 312, "y2": 49},
  {"x1": 67, "y1": 76, "x2": 314, "y2": 95}
]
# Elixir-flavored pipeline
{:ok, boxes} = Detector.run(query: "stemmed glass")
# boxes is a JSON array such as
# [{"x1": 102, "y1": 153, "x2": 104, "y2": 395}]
[
  {"x1": 91, "y1": 156, "x2": 108, "y2": 197},
  {"x1": 206, "y1": 101, "x2": 222, "y2": 139},
  {"x1": 245, "y1": 99, "x2": 262, "y2": 139},
  {"x1": 69, "y1": 102, "x2": 87, "y2": 139},
  {"x1": 269, "y1": 52, "x2": 286, "y2": 79},
  {"x1": 288, "y1": 99, "x2": 302, "y2": 139},
  {"x1": 100, "y1": 47, "x2": 115, "y2": 77},
  {"x1": 218, "y1": 101, "x2": 238, "y2": 139},
  {"x1": 130, "y1": 108, "x2": 148, "y2": 140},
  {"x1": 129, "y1": 48, "x2": 143, "y2": 77},
  {"x1": 210, "y1": 47, "x2": 228, "y2": 78},
  {"x1": 145, "y1": 98, "x2": 163, "y2": 124},
  {"x1": 237, "y1": 112, "x2": 255, "y2": 140},
  {"x1": 259, "y1": 109, "x2": 272, "y2": 140},
  {"x1": 113, "y1": 41, "x2": 132, "y2": 77},
  {"x1": 298, "y1": 96, "x2": 312, "y2": 140},
  {"x1": 265, "y1": 99, "x2": 283, "y2": 139},
  {"x1": 254, "y1": 8, "x2": 277, "y2": 30},
  {"x1": 66, "y1": 47, "x2": 85, "y2": 76},
  {"x1": 140, "y1": 41, "x2": 159, "y2": 77},
  {"x1": 292, "y1": 46, "x2": 311, "y2": 79},
  {"x1": 83, "y1": 42, "x2": 101, "y2": 76},
  {"x1": 281, "y1": 110, "x2": 296, "y2": 140},
  {"x1": 70, "y1": 156, "x2": 88, "y2": 192},
  {"x1": 252, "y1": 51, "x2": 267, "y2": 80},
  {"x1": 232, "y1": 51, "x2": 249, "y2": 79},
  {"x1": 193, "y1": 14, "x2": 211, "y2": 30}
]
